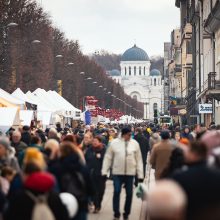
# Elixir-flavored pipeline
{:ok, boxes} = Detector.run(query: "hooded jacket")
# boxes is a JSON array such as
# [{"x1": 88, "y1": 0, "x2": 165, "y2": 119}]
[
  {"x1": 5, "y1": 172, "x2": 69, "y2": 220},
  {"x1": 102, "y1": 137, "x2": 144, "y2": 179}
]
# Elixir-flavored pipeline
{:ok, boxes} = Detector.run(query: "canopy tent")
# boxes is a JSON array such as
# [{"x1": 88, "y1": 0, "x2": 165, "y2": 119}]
[
  {"x1": 32, "y1": 89, "x2": 81, "y2": 119},
  {"x1": 26, "y1": 91, "x2": 54, "y2": 112},
  {"x1": 0, "y1": 97, "x2": 17, "y2": 108},
  {"x1": 0, "y1": 107, "x2": 20, "y2": 134},
  {"x1": 47, "y1": 90, "x2": 81, "y2": 118},
  {"x1": 20, "y1": 110, "x2": 34, "y2": 126},
  {"x1": 0, "y1": 88, "x2": 25, "y2": 109},
  {"x1": 25, "y1": 91, "x2": 54, "y2": 126},
  {"x1": 12, "y1": 88, "x2": 38, "y2": 107}
]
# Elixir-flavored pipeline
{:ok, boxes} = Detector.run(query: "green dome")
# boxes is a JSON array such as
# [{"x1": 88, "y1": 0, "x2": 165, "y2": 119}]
[
  {"x1": 150, "y1": 69, "x2": 161, "y2": 76},
  {"x1": 122, "y1": 44, "x2": 150, "y2": 61}
]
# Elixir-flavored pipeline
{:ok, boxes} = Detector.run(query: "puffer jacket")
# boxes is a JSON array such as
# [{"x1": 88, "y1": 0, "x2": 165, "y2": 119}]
[{"x1": 102, "y1": 138, "x2": 144, "y2": 179}]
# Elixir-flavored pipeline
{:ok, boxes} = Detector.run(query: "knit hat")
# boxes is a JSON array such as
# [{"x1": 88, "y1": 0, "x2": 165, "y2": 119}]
[
  {"x1": 23, "y1": 148, "x2": 46, "y2": 170},
  {"x1": 179, "y1": 138, "x2": 190, "y2": 146}
]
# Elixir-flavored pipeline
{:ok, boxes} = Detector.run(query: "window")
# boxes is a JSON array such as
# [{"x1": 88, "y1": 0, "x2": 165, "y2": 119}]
[
  {"x1": 125, "y1": 67, "x2": 127, "y2": 76},
  {"x1": 144, "y1": 67, "x2": 146, "y2": 75},
  {"x1": 139, "y1": 66, "x2": 141, "y2": 75},
  {"x1": 134, "y1": 66, "x2": 136, "y2": 75},
  {"x1": 153, "y1": 103, "x2": 158, "y2": 117},
  {"x1": 133, "y1": 95, "x2": 138, "y2": 101},
  {"x1": 129, "y1": 66, "x2": 131, "y2": 75},
  {"x1": 154, "y1": 78, "x2": 156, "y2": 86},
  {"x1": 153, "y1": 103, "x2": 158, "y2": 110}
]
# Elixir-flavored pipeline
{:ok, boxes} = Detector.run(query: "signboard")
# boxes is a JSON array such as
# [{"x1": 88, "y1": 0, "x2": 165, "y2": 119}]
[
  {"x1": 199, "y1": 104, "x2": 213, "y2": 114},
  {"x1": 179, "y1": 109, "x2": 187, "y2": 115}
]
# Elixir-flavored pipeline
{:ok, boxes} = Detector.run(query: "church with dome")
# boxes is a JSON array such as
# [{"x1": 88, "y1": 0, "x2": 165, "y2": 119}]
[{"x1": 108, "y1": 44, "x2": 164, "y2": 119}]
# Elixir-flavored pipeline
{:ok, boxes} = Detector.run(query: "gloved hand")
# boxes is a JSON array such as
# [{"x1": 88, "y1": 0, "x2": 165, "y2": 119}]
[
  {"x1": 138, "y1": 179, "x2": 144, "y2": 183},
  {"x1": 102, "y1": 175, "x2": 107, "y2": 181}
]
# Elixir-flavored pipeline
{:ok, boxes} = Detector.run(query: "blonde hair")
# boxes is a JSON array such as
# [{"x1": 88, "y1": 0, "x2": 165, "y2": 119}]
[
  {"x1": 44, "y1": 139, "x2": 59, "y2": 160},
  {"x1": 23, "y1": 148, "x2": 46, "y2": 170}
]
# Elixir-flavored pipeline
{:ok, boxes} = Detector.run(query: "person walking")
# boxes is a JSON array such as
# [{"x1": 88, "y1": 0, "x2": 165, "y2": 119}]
[
  {"x1": 150, "y1": 130, "x2": 173, "y2": 180},
  {"x1": 85, "y1": 136, "x2": 106, "y2": 213},
  {"x1": 134, "y1": 127, "x2": 150, "y2": 183},
  {"x1": 10, "y1": 130, "x2": 27, "y2": 157},
  {"x1": 102, "y1": 127, "x2": 143, "y2": 220}
]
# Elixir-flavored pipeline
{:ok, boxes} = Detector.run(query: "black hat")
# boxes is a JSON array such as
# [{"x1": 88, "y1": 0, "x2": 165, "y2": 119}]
[{"x1": 121, "y1": 127, "x2": 132, "y2": 136}]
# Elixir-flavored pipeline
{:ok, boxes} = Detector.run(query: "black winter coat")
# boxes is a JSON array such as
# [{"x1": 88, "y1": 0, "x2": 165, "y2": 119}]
[
  {"x1": 85, "y1": 146, "x2": 106, "y2": 176},
  {"x1": 134, "y1": 133, "x2": 150, "y2": 164},
  {"x1": 48, "y1": 153, "x2": 93, "y2": 211}
]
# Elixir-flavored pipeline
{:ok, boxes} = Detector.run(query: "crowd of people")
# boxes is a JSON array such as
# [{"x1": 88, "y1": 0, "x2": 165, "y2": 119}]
[
  {"x1": 0, "y1": 121, "x2": 219, "y2": 220},
  {"x1": 147, "y1": 123, "x2": 220, "y2": 220}
]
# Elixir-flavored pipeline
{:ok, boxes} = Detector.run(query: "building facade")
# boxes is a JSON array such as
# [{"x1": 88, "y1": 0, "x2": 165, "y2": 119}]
[
  {"x1": 108, "y1": 45, "x2": 164, "y2": 119},
  {"x1": 164, "y1": 42, "x2": 172, "y2": 114},
  {"x1": 173, "y1": 0, "x2": 220, "y2": 126}
]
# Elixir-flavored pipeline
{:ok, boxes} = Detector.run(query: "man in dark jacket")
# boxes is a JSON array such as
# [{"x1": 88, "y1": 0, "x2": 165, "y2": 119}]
[
  {"x1": 172, "y1": 141, "x2": 220, "y2": 220},
  {"x1": 134, "y1": 127, "x2": 150, "y2": 179},
  {"x1": 11, "y1": 130, "x2": 27, "y2": 157}
]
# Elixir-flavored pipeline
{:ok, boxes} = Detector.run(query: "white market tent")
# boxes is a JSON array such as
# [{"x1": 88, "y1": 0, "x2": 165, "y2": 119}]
[
  {"x1": 12, "y1": 88, "x2": 38, "y2": 106},
  {"x1": 0, "y1": 107, "x2": 20, "y2": 134},
  {"x1": 25, "y1": 88, "x2": 81, "y2": 126},
  {"x1": 0, "y1": 88, "x2": 25, "y2": 108},
  {"x1": 33, "y1": 89, "x2": 81, "y2": 118},
  {"x1": 47, "y1": 90, "x2": 81, "y2": 118},
  {"x1": 19, "y1": 110, "x2": 34, "y2": 126}
]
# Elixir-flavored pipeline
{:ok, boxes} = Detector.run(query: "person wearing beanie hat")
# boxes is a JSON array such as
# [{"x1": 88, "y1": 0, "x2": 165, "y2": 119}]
[
  {"x1": 5, "y1": 171, "x2": 69, "y2": 220},
  {"x1": 150, "y1": 130, "x2": 173, "y2": 180},
  {"x1": 0, "y1": 137, "x2": 20, "y2": 172},
  {"x1": 102, "y1": 127, "x2": 143, "y2": 220}
]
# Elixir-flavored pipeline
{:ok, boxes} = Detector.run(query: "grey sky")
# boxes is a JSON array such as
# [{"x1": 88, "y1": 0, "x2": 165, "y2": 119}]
[{"x1": 37, "y1": 0, "x2": 180, "y2": 56}]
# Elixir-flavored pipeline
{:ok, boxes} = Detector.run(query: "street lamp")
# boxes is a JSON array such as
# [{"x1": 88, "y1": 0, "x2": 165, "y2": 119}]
[
  {"x1": 67, "y1": 62, "x2": 74, "y2": 66},
  {"x1": 7, "y1": 22, "x2": 18, "y2": 28},
  {"x1": 93, "y1": 81, "x2": 97, "y2": 84},
  {"x1": 31, "y1": 40, "x2": 41, "y2": 45},
  {"x1": 56, "y1": 54, "x2": 63, "y2": 58},
  {"x1": 80, "y1": 71, "x2": 85, "y2": 75}
]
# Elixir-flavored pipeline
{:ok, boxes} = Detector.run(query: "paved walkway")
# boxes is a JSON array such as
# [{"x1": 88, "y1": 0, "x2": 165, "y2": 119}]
[
  {"x1": 88, "y1": 168, "x2": 155, "y2": 220},
  {"x1": 88, "y1": 180, "x2": 143, "y2": 220}
]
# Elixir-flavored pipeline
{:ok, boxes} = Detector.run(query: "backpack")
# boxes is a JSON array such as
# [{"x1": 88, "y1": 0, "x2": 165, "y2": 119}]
[
  {"x1": 60, "y1": 171, "x2": 87, "y2": 204},
  {"x1": 26, "y1": 191, "x2": 55, "y2": 220}
]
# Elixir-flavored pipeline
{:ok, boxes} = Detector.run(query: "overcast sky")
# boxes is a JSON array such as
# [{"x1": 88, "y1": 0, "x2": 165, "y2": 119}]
[{"x1": 37, "y1": 0, "x2": 180, "y2": 56}]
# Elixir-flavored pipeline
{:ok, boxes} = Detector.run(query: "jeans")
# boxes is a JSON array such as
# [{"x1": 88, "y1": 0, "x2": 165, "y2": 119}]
[{"x1": 113, "y1": 175, "x2": 134, "y2": 218}]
